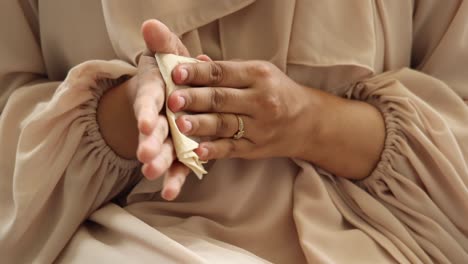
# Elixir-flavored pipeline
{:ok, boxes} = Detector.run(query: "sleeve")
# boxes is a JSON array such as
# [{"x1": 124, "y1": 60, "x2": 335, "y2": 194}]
[
  {"x1": 339, "y1": 1, "x2": 468, "y2": 263},
  {"x1": 0, "y1": 1, "x2": 141, "y2": 263}
]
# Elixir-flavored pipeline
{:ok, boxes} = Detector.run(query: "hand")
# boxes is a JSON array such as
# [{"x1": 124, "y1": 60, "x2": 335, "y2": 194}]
[
  {"x1": 100, "y1": 20, "x2": 200, "y2": 200},
  {"x1": 166, "y1": 59, "x2": 385, "y2": 180},
  {"x1": 137, "y1": 19, "x2": 199, "y2": 200},
  {"x1": 166, "y1": 59, "x2": 320, "y2": 161}
]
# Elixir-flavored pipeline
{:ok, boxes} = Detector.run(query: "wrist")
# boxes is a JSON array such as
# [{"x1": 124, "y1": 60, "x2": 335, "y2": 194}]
[
  {"x1": 296, "y1": 88, "x2": 385, "y2": 180},
  {"x1": 97, "y1": 76, "x2": 139, "y2": 159},
  {"x1": 291, "y1": 87, "x2": 331, "y2": 161}
]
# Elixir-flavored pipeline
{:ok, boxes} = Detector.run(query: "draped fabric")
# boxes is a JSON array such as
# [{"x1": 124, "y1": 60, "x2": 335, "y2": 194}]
[{"x1": 0, "y1": 0, "x2": 467, "y2": 263}]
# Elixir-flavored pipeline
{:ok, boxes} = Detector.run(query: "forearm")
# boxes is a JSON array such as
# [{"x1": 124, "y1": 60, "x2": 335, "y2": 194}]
[
  {"x1": 97, "y1": 77, "x2": 139, "y2": 159},
  {"x1": 296, "y1": 87, "x2": 385, "y2": 180}
]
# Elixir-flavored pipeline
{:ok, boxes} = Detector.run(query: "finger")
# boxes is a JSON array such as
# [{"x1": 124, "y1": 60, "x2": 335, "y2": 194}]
[
  {"x1": 172, "y1": 60, "x2": 271, "y2": 87},
  {"x1": 141, "y1": 19, "x2": 190, "y2": 56},
  {"x1": 141, "y1": 139, "x2": 176, "y2": 180},
  {"x1": 137, "y1": 115, "x2": 169, "y2": 163},
  {"x1": 196, "y1": 54, "x2": 213, "y2": 62},
  {"x1": 196, "y1": 139, "x2": 253, "y2": 161},
  {"x1": 134, "y1": 56, "x2": 166, "y2": 135},
  {"x1": 176, "y1": 114, "x2": 253, "y2": 139},
  {"x1": 167, "y1": 87, "x2": 255, "y2": 114},
  {"x1": 162, "y1": 161, "x2": 190, "y2": 201}
]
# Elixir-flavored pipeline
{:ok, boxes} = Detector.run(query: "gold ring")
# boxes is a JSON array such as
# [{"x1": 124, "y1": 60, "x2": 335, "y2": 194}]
[{"x1": 233, "y1": 115, "x2": 245, "y2": 140}]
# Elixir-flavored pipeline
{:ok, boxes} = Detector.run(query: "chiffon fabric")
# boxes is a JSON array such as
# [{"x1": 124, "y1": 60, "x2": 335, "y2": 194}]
[{"x1": 0, "y1": 0, "x2": 467, "y2": 263}]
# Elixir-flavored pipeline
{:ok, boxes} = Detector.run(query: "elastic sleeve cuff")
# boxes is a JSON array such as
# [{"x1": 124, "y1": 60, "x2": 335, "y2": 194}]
[
  {"x1": 81, "y1": 76, "x2": 141, "y2": 170},
  {"x1": 345, "y1": 79, "x2": 408, "y2": 187}
]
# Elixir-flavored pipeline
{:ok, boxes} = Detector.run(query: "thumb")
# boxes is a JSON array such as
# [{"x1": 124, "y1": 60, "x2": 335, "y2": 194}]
[{"x1": 141, "y1": 19, "x2": 190, "y2": 56}]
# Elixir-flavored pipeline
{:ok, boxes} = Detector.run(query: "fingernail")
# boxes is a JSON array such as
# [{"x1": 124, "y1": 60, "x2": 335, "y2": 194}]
[
  {"x1": 179, "y1": 67, "x2": 188, "y2": 82},
  {"x1": 198, "y1": 147, "x2": 208, "y2": 159},
  {"x1": 177, "y1": 96, "x2": 186, "y2": 109},
  {"x1": 182, "y1": 118, "x2": 192, "y2": 133}
]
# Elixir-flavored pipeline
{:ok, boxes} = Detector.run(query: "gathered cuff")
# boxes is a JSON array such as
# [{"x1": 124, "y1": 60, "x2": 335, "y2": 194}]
[
  {"x1": 334, "y1": 68, "x2": 468, "y2": 262},
  {"x1": 81, "y1": 76, "x2": 141, "y2": 170},
  {"x1": 348, "y1": 81, "x2": 408, "y2": 187},
  {"x1": 50, "y1": 60, "x2": 141, "y2": 172}
]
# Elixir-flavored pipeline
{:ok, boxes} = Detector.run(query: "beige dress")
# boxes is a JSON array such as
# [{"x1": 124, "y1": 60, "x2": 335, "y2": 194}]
[{"x1": 1, "y1": 0, "x2": 467, "y2": 263}]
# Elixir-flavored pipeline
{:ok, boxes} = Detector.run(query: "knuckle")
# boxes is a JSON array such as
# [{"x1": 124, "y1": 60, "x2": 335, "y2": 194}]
[
  {"x1": 226, "y1": 140, "x2": 237, "y2": 157},
  {"x1": 137, "y1": 145, "x2": 151, "y2": 162},
  {"x1": 209, "y1": 88, "x2": 225, "y2": 112},
  {"x1": 208, "y1": 62, "x2": 224, "y2": 85},
  {"x1": 190, "y1": 64, "x2": 200, "y2": 83},
  {"x1": 264, "y1": 94, "x2": 281, "y2": 109},
  {"x1": 153, "y1": 152, "x2": 172, "y2": 176},
  {"x1": 150, "y1": 162, "x2": 165, "y2": 177},
  {"x1": 264, "y1": 95, "x2": 282, "y2": 118},
  {"x1": 255, "y1": 94, "x2": 282, "y2": 119},
  {"x1": 263, "y1": 74, "x2": 279, "y2": 88},
  {"x1": 251, "y1": 61, "x2": 274, "y2": 78},
  {"x1": 215, "y1": 114, "x2": 230, "y2": 136}
]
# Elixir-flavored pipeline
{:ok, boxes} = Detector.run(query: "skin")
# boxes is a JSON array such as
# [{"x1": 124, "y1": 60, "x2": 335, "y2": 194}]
[
  {"x1": 97, "y1": 20, "x2": 192, "y2": 201},
  {"x1": 168, "y1": 60, "x2": 386, "y2": 180},
  {"x1": 97, "y1": 19, "x2": 386, "y2": 202}
]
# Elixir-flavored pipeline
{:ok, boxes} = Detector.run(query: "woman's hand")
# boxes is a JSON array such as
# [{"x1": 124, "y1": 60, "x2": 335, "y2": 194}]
[
  {"x1": 167, "y1": 60, "x2": 318, "y2": 161},
  {"x1": 98, "y1": 20, "x2": 194, "y2": 200},
  {"x1": 167, "y1": 59, "x2": 386, "y2": 180}
]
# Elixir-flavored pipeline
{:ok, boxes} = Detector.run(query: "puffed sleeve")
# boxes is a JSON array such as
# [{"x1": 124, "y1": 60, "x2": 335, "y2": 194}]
[
  {"x1": 340, "y1": 1, "x2": 468, "y2": 263},
  {"x1": 0, "y1": 1, "x2": 141, "y2": 263}
]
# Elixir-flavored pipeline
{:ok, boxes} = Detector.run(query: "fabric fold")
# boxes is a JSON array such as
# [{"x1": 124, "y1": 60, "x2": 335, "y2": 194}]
[
  {"x1": 3, "y1": 0, "x2": 468, "y2": 263},
  {"x1": 101, "y1": 0, "x2": 255, "y2": 65},
  {"x1": 340, "y1": 68, "x2": 468, "y2": 263},
  {"x1": 0, "y1": 59, "x2": 141, "y2": 263}
]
